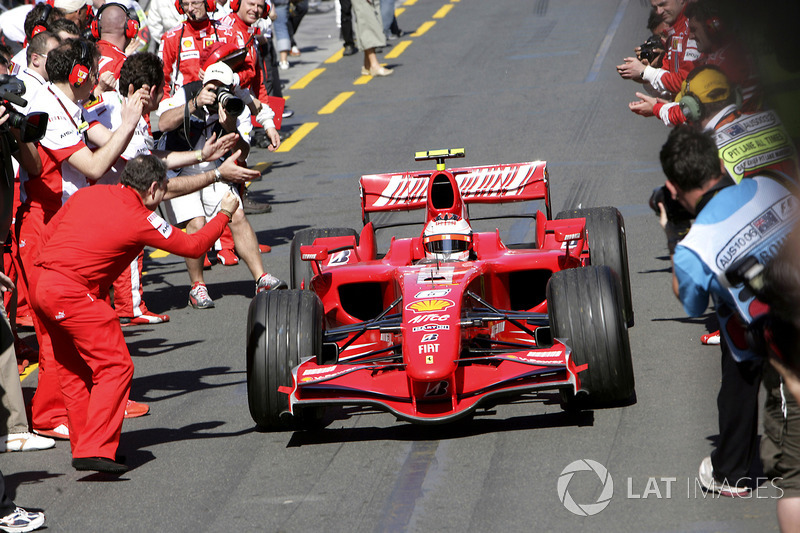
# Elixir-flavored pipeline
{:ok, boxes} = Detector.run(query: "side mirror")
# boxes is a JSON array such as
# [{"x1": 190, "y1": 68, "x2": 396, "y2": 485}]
[
  {"x1": 300, "y1": 245, "x2": 329, "y2": 262},
  {"x1": 554, "y1": 225, "x2": 584, "y2": 243}
]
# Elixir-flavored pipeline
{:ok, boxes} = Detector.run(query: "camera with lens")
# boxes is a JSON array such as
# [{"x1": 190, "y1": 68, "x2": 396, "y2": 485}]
[
  {"x1": 726, "y1": 251, "x2": 799, "y2": 367},
  {"x1": 639, "y1": 34, "x2": 664, "y2": 65},
  {"x1": 212, "y1": 86, "x2": 244, "y2": 117},
  {"x1": 0, "y1": 74, "x2": 48, "y2": 143},
  {"x1": 649, "y1": 185, "x2": 694, "y2": 222}
]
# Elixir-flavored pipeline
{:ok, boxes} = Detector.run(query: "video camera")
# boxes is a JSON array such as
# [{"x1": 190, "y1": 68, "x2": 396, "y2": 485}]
[
  {"x1": 212, "y1": 86, "x2": 244, "y2": 117},
  {"x1": 0, "y1": 75, "x2": 48, "y2": 143},
  {"x1": 638, "y1": 34, "x2": 664, "y2": 65}
]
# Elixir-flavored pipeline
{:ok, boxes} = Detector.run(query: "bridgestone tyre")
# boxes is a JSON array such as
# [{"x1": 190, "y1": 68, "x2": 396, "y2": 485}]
[
  {"x1": 246, "y1": 289, "x2": 324, "y2": 429},
  {"x1": 289, "y1": 227, "x2": 359, "y2": 290},
  {"x1": 556, "y1": 207, "x2": 634, "y2": 327},
  {"x1": 547, "y1": 266, "x2": 635, "y2": 404}
]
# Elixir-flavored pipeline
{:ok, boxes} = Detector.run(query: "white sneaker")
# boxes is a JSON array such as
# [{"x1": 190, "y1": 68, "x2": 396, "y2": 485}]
[
  {"x1": 278, "y1": 60, "x2": 290, "y2": 70},
  {"x1": 1, "y1": 432, "x2": 56, "y2": 452},
  {"x1": 697, "y1": 456, "x2": 751, "y2": 497},
  {"x1": 256, "y1": 273, "x2": 288, "y2": 294},
  {"x1": 0, "y1": 507, "x2": 45, "y2": 532}
]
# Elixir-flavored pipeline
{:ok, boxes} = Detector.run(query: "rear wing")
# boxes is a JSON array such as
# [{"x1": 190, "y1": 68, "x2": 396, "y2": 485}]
[{"x1": 360, "y1": 161, "x2": 552, "y2": 225}]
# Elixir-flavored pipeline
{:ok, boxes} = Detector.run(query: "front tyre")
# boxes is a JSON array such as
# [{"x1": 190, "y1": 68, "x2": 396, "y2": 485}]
[
  {"x1": 547, "y1": 266, "x2": 635, "y2": 405},
  {"x1": 556, "y1": 207, "x2": 634, "y2": 328},
  {"x1": 246, "y1": 289, "x2": 324, "y2": 429}
]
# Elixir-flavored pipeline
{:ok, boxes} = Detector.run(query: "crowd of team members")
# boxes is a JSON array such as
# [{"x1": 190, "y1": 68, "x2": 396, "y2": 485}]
[
  {"x1": 0, "y1": 0, "x2": 297, "y2": 486},
  {"x1": 618, "y1": 0, "x2": 800, "y2": 530}
]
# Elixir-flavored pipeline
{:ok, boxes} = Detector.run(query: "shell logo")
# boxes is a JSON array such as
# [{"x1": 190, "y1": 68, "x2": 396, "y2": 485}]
[{"x1": 406, "y1": 299, "x2": 454, "y2": 313}]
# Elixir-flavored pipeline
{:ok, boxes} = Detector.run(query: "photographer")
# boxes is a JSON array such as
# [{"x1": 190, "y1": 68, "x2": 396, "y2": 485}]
[
  {"x1": 0, "y1": 103, "x2": 47, "y2": 533},
  {"x1": 84, "y1": 51, "x2": 255, "y2": 326},
  {"x1": 157, "y1": 61, "x2": 286, "y2": 310},
  {"x1": 661, "y1": 126, "x2": 799, "y2": 496},
  {"x1": 758, "y1": 228, "x2": 800, "y2": 532},
  {"x1": 617, "y1": 0, "x2": 699, "y2": 97}
]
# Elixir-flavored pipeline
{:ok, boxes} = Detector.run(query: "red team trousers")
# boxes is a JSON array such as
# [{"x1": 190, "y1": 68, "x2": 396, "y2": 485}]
[{"x1": 31, "y1": 268, "x2": 132, "y2": 459}]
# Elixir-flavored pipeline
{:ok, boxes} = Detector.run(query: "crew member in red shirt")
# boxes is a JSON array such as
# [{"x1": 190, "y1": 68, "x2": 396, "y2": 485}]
[
  {"x1": 29, "y1": 154, "x2": 240, "y2": 474},
  {"x1": 628, "y1": 0, "x2": 761, "y2": 126},
  {"x1": 94, "y1": 2, "x2": 138, "y2": 79},
  {"x1": 16, "y1": 38, "x2": 144, "y2": 439},
  {"x1": 158, "y1": 0, "x2": 234, "y2": 99},
  {"x1": 617, "y1": 0, "x2": 700, "y2": 97}
]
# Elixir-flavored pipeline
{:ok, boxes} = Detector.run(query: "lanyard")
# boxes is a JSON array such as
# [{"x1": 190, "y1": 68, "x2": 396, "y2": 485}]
[{"x1": 47, "y1": 86, "x2": 89, "y2": 134}]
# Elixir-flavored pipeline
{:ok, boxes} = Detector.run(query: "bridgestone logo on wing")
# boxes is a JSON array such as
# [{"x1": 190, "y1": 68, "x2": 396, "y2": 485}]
[{"x1": 303, "y1": 366, "x2": 337, "y2": 376}]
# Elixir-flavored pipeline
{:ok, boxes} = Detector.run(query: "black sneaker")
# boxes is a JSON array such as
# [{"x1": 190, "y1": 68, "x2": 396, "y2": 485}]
[
  {"x1": 342, "y1": 44, "x2": 358, "y2": 56},
  {"x1": 282, "y1": 109, "x2": 295, "y2": 119},
  {"x1": 72, "y1": 456, "x2": 128, "y2": 474}
]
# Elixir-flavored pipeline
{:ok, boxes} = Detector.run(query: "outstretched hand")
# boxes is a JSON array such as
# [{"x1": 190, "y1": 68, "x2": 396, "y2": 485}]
[
  {"x1": 616, "y1": 57, "x2": 646, "y2": 81},
  {"x1": 629, "y1": 92, "x2": 658, "y2": 117},
  {"x1": 217, "y1": 152, "x2": 261, "y2": 184},
  {"x1": 201, "y1": 132, "x2": 240, "y2": 161}
]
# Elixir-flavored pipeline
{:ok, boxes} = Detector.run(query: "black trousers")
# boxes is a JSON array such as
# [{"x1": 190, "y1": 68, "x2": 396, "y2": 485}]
[
  {"x1": 0, "y1": 470, "x2": 15, "y2": 516},
  {"x1": 340, "y1": 0, "x2": 354, "y2": 47},
  {"x1": 710, "y1": 334, "x2": 763, "y2": 483},
  {"x1": 260, "y1": 39, "x2": 283, "y2": 98}
]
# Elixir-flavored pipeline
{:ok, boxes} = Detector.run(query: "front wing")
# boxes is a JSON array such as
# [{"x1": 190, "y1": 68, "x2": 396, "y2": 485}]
[{"x1": 280, "y1": 341, "x2": 584, "y2": 424}]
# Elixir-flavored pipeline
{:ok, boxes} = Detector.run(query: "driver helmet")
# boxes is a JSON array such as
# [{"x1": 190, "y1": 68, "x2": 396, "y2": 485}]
[{"x1": 423, "y1": 214, "x2": 473, "y2": 262}]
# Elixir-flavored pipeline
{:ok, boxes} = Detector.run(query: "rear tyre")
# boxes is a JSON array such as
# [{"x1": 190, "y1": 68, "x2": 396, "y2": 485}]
[
  {"x1": 547, "y1": 266, "x2": 635, "y2": 405},
  {"x1": 556, "y1": 207, "x2": 634, "y2": 327},
  {"x1": 246, "y1": 289, "x2": 325, "y2": 429},
  {"x1": 289, "y1": 227, "x2": 358, "y2": 289}
]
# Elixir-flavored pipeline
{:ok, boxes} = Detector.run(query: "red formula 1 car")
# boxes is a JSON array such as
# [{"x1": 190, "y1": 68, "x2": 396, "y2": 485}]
[{"x1": 246, "y1": 149, "x2": 635, "y2": 429}]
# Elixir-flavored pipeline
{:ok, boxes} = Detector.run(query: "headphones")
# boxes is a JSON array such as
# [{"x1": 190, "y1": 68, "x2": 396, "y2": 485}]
[
  {"x1": 679, "y1": 66, "x2": 742, "y2": 122},
  {"x1": 175, "y1": 0, "x2": 216, "y2": 16},
  {"x1": 69, "y1": 40, "x2": 93, "y2": 88},
  {"x1": 31, "y1": 0, "x2": 55, "y2": 38},
  {"x1": 90, "y1": 3, "x2": 140, "y2": 40},
  {"x1": 229, "y1": 0, "x2": 269, "y2": 16},
  {"x1": 704, "y1": 16, "x2": 724, "y2": 38}
]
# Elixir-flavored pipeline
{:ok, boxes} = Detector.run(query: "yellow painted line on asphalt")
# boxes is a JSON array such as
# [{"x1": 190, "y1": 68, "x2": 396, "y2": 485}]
[
  {"x1": 403, "y1": 0, "x2": 417, "y2": 5},
  {"x1": 319, "y1": 92, "x2": 355, "y2": 114},
  {"x1": 290, "y1": 68, "x2": 325, "y2": 90},
  {"x1": 20, "y1": 363, "x2": 38, "y2": 381},
  {"x1": 433, "y1": 4, "x2": 452, "y2": 18},
  {"x1": 385, "y1": 40, "x2": 412, "y2": 59},
  {"x1": 451, "y1": 0, "x2": 460, "y2": 3},
  {"x1": 150, "y1": 248, "x2": 171, "y2": 259},
  {"x1": 276, "y1": 122, "x2": 318, "y2": 152},
  {"x1": 412, "y1": 21, "x2": 435, "y2": 36},
  {"x1": 395, "y1": 7, "x2": 405, "y2": 16},
  {"x1": 353, "y1": 75, "x2": 371, "y2": 86},
  {"x1": 325, "y1": 48, "x2": 344, "y2": 64}
]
